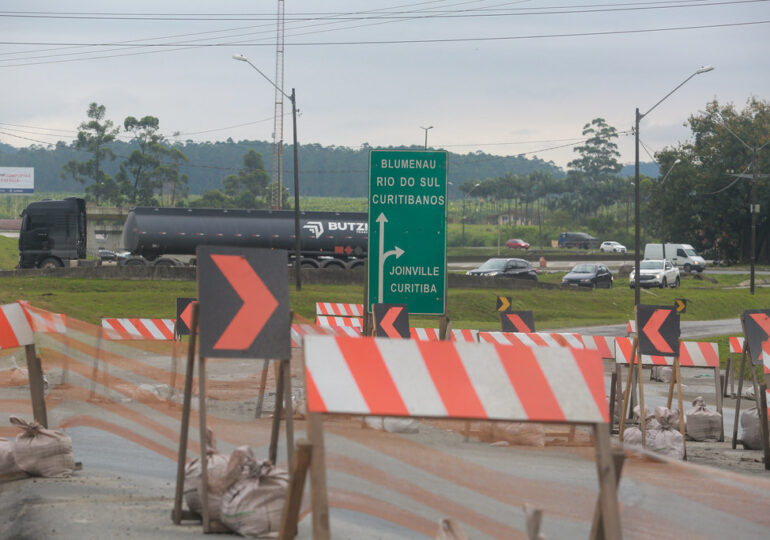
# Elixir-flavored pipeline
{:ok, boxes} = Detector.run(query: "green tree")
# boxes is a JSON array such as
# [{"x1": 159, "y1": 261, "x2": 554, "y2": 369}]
[
  {"x1": 649, "y1": 98, "x2": 770, "y2": 262},
  {"x1": 61, "y1": 103, "x2": 119, "y2": 204},
  {"x1": 223, "y1": 149, "x2": 270, "y2": 208}
]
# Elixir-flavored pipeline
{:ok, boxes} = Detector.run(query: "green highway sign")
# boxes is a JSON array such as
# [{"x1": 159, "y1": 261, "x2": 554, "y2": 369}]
[{"x1": 367, "y1": 149, "x2": 448, "y2": 315}]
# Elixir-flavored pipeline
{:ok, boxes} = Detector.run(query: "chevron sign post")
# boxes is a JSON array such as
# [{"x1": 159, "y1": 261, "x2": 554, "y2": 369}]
[
  {"x1": 620, "y1": 305, "x2": 686, "y2": 455},
  {"x1": 291, "y1": 335, "x2": 622, "y2": 539}
]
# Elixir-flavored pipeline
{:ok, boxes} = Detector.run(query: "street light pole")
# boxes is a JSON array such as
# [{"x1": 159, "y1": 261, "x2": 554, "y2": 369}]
[
  {"x1": 633, "y1": 65, "x2": 714, "y2": 306},
  {"x1": 233, "y1": 54, "x2": 302, "y2": 290},
  {"x1": 420, "y1": 126, "x2": 434, "y2": 149}
]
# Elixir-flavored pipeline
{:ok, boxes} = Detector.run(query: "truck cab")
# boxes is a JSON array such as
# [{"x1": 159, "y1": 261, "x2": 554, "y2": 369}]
[{"x1": 18, "y1": 198, "x2": 87, "y2": 268}]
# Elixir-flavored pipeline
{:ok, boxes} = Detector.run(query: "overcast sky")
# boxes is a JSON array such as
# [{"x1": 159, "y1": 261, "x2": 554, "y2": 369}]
[{"x1": 1, "y1": 0, "x2": 768, "y2": 171}]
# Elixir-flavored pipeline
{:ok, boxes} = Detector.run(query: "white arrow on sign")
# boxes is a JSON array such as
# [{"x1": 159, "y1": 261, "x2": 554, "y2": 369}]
[{"x1": 376, "y1": 212, "x2": 405, "y2": 302}]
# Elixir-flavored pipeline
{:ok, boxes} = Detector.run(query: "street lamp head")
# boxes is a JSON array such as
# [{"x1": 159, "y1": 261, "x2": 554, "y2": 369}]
[
  {"x1": 696, "y1": 65, "x2": 714, "y2": 74},
  {"x1": 232, "y1": 54, "x2": 248, "y2": 62}
]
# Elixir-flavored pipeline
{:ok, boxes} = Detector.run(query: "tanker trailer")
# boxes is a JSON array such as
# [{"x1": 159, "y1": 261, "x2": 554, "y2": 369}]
[{"x1": 121, "y1": 206, "x2": 368, "y2": 268}]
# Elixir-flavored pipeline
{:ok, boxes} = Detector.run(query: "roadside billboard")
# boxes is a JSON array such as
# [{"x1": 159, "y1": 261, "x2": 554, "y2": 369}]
[{"x1": 0, "y1": 168, "x2": 34, "y2": 193}]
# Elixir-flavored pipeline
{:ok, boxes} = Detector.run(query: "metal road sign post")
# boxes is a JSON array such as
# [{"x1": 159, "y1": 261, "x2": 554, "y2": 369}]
[{"x1": 367, "y1": 149, "x2": 448, "y2": 315}]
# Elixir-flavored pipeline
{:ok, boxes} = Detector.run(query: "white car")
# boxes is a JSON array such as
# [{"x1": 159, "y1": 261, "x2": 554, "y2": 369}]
[
  {"x1": 629, "y1": 259, "x2": 680, "y2": 289},
  {"x1": 600, "y1": 241, "x2": 627, "y2": 253}
]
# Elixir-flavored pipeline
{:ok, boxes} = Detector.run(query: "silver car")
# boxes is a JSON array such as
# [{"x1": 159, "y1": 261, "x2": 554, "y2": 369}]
[
  {"x1": 629, "y1": 259, "x2": 680, "y2": 289},
  {"x1": 600, "y1": 241, "x2": 626, "y2": 253}
]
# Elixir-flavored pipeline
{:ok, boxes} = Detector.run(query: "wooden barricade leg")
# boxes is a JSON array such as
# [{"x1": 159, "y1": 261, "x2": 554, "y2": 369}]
[
  {"x1": 590, "y1": 424, "x2": 622, "y2": 540},
  {"x1": 732, "y1": 349, "x2": 749, "y2": 449},
  {"x1": 168, "y1": 338, "x2": 179, "y2": 403},
  {"x1": 283, "y1": 359, "x2": 295, "y2": 466},
  {"x1": 172, "y1": 302, "x2": 199, "y2": 524},
  {"x1": 618, "y1": 338, "x2": 638, "y2": 441},
  {"x1": 723, "y1": 352, "x2": 734, "y2": 398},
  {"x1": 197, "y1": 355, "x2": 213, "y2": 532},
  {"x1": 62, "y1": 328, "x2": 70, "y2": 386},
  {"x1": 254, "y1": 359, "x2": 271, "y2": 419},
  {"x1": 666, "y1": 364, "x2": 676, "y2": 409},
  {"x1": 279, "y1": 440, "x2": 313, "y2": 539},
  {"x1": 25, "y1": 344, "x2": 48, "y2": 428},
  {"x1": 674, "y1": 358, "x2": 687, "y2": 459},
  {"x1": 637, "y1": 350, "x2": 647, "y2": 446},
  {"x1": 590, "y1": 446, "x2": 625, "y2": 540},
  {"x1": 715, "y1": 366, "x2": 725, "y2": 442},
  {"x1": 307, "y1": 412, "x2": 331, "y2": 539},
  {"x1": 269, "y1": 361, "x2": 286, "y2": 465},
  {"x1": 760, "y1": 384, "x2": 770, "y2": 470},
  {"x1": 608, "y1": 370, "x2": 617, "y2": 433}
]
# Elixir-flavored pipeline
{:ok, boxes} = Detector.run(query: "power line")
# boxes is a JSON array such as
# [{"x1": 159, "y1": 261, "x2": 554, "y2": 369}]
[{"x1": 0, "y1": 0, "x2": 763, "y2": 20}]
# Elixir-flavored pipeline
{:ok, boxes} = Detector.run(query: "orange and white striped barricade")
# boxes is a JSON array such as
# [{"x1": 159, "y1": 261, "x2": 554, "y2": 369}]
[
  {"x1": 0, "y1": 302, "x2": 46, "y2": 426},
  {"x1": 280, "y1": 336, "x2": 623, "y2": 540},
  {"x1": 315, "y1": 302, "x2": 364, "y2": 318},
  {"x1": 18, "y1": 301, "x2": 70, "y2": 386},
  {"x1": 627, "y1": 320, "x2": 636, "y2": 336},
  {"x1": 93, "y1": 318, "x2": 177, "y2": 400},
  {"x1": 315, "y1": 315, "x2": 363, "y2": 329},
  {"x1": 723, "y1": 336, "x2": 744, "y2": 397},
  {"x1": 409, "y1": 327, "x2": 478, "y2": 342}
]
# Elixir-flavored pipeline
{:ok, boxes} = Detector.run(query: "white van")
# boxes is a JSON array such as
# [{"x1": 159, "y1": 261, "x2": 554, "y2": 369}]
[{"x1": 644, "y1": 243, "x2": 706, "y2": 272}]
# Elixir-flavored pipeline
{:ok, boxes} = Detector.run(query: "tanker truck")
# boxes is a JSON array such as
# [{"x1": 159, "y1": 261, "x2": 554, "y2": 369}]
[{"x1": 121, "y1": 206, "x2": 368, "y2": 269}]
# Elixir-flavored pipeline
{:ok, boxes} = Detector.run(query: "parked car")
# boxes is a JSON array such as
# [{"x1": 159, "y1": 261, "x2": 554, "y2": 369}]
[
  {"x1": 562, "y1": 263, "x2": 613, "y2": 289},
  {"x1": 629, "y1": 259, "x2": 680, "y2": 289},
  {"x1": 505, "y1": 238, "x2": 530, "y2": 250},
  {"x1": 600, "y1": 241, "x2": 626, "y2": 253},
  {"x1": 557, "y1": 231, "x2": 600, "y2": 249},
  {"x1": 98, "y1": 248, "x2": 130, "y2": 263},
  {"x1": 466, "y1": 258, "x2": 538, "y2": 281}
]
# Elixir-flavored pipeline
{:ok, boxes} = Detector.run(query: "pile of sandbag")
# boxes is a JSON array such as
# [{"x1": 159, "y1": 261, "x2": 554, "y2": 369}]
[
  {"x1": 184, "y1": 433, "x2": 289, "y2": 537},
  {"x1": 685, "y1": 397, "x2": 722, "y2": 441},
  {"x1": 738, "y1": 406, "x2": 767, "y2": 450},
  {"x1": 623, "y1": 406, "x2": 684, "y2": 460},
  {"x1": 8, "y1": 416, "x2": 75, "y2": 477}
]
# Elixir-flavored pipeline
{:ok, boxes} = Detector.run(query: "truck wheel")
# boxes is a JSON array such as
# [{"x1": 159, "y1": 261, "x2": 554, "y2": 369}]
[
  {"x1": 683, "y1": 264, "x2": 691, "y2": 273},
  {"x1": 39, "y1": 258, "x2": 63, "y2": 269},
  {"x1": 154, "y1": 258, "x2": 178, "y2": 267},
  {"x1": 123, "y1": 258, "x2": 147, "y2": 266}
]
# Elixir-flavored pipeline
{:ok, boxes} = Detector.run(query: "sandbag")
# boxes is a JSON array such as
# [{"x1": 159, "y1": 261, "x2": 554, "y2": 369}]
[
  {"x1": 220, "y1": 454, "x2": 289, "y2": 538},
  {"x1": 685, "y1": 397, "x2": 722, "y2": 441},
  {"x1": 651, "y1": 366, "x2": 672, "y2": 383},
  {"x1": 0, "y1": 437, "x2": 21, "y2": 475},
  {"x1": 499, "y1": 422, "x2": 546, "y2": 447},
  {"x1": 364, "y1": 416, "x2": 419, "y2": 433},
  {"x1": 739, "y1": 407, "x2": 764, "y2": 450},
  {"x1": 623, "y1": 406, "x2": 659, "y2": 447},
  {"x1": 10, "y1": 416, "x2": 75, "y2": 477},
  {"x1": 649, "y1": 407, "x2": 684, "y2": 460},
  {"x1": 184, "y1": 427, "x2": 230, "y2": 521}
]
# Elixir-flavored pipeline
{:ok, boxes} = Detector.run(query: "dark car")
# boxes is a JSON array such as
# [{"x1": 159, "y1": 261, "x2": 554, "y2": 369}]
[
  {"x1": 562, "y1": 263, "x2": 613, "y2": 289},
  {"x1": 557, "y1": 231, "x2": 601, "y2": 249},
  {"x1": 505, "y1": 238, "x2": 530, "y2": 250},
  {"x1": 466, "y1": 258, "x2": 538, "y2": 281}
]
